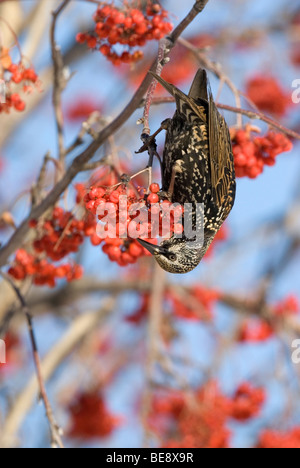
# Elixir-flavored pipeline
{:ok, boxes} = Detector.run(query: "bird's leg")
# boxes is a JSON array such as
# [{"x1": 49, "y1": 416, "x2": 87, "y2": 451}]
[
  {"x1": 136, "y1": 119, "x2": 170, "y2": 154},
  {"x1": 119, "y1": 148, "x2": 156, "y2": 193},
  {"x1": 107, "y1": 170, "x2": 149, "y2": 191},
  {"x1": 138, "y1": 134, "x2": 163, "y2": 194},
  {"x1": 159, "y1": 160, "x2": 184, "y2": 201},
  {"x1": 134, "y1": 119, "x2": 169, "y2": 192}
]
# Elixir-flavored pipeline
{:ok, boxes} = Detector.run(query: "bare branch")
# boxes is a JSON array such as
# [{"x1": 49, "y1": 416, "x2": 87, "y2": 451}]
[
  {"x1": 217, "y1": 103, "x2": 300, "y2": 141},
  {"x1": 50, "y1": 0, "x2": 71, "y2": 172},
  {"x1": 142, "y1": 264, "x2": 166, "y2": 446},
  {"x1": 146, "y1": 97, "x2": 300, "y2": 140},
  {"x1": 141, "y1": 0, "x2": 210, "y2": 136},
  {"x1": 0, "y1": 272, "x2": 64, "y2": 448}
]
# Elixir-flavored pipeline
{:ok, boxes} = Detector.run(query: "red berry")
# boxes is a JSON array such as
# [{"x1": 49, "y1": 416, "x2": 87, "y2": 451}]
[
  {"x1": 76, "y1": 33, "x2": 87, "y2": 44},
  {"x1": 100, "y1": 44, "x2": 111, "y2": 56},
  {"x1": 149, "y1": 183, "x2": 160, "y2": 194},
  {"x1": 14, "y1": 99, "x2": 26, "y2": 112},
  {"x1": 147, "y1": 193, "x2": 159, "y2": 204}
]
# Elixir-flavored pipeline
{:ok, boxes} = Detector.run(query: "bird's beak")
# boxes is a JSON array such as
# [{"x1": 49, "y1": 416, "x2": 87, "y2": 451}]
[{"x1": 137, "y1": 239, "x2": 164, "y2": 256}]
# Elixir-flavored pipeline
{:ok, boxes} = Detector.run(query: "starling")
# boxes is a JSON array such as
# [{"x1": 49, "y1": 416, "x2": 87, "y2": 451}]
[{"x1": 138, "y1": 68, "x2": 236, "y2": 274}]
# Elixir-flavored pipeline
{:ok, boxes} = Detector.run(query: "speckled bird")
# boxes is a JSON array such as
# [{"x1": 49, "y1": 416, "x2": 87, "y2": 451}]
[{"x1": 138, "y1": 68, "x2": 236, "y2": 274}]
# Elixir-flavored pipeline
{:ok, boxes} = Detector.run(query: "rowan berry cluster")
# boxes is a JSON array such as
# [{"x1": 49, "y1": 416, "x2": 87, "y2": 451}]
[
  {"x1": 246, "y1": 75, "x2": 291, "y2": 117},
  {"x1": 258, "y1": 427, "x2": 300, "y2": 449},
  {"x1": 8, "y1": 248, "x2": 82, "y2": 288},
  {"x1": 76, "y1": 2, "x2": 173, "y2": 65},
  {"x1": 237, "y1": 295, "x2": 299, "y2": 342},
  {"x1": 68, "y1": 391, "x2": 121, "y2": 439},
  {"x1": 66, "y1": 98, "x2": 103, "y2": 122},
  {"x1": 32, "y1": 207, "x2": 86, "y2": 262},
  {"x1": 7, "y1": 207, "x2": 90, "y2": 286},
  {"x1": 238, "y1": 319, "x2": 274, "y2": 342},
  {"x1": 150, "y1": 381, "x2": 265, "y2": 448},
  {"x1": 83, "y1": 181, "x2": 184, "y2": 267},
  {"x1": 273, "y1": 294, "x2": 299, "y2": 317},
  {"x1": 150, "y1": 384, "x2": 231, "y2": 448},
  {"x1": 0, "y1": 47, "x2": 39, "y2": 114},
  {"x1": 231, "y1": 126, "x2": 293, "y2": 178},
  {"x1": 231, "y1": 383, "x2": 265, "y2": 421},
  {"x1": 167, "y1": 286, "x2": 220, "y2": 321},
  {"x1": 126, "y1": 285, "x2": 220, "y2": 324}
]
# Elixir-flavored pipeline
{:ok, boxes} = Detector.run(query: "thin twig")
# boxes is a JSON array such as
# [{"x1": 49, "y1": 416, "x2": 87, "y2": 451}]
[
  {"x1": 178, "y1": 37, "x2": 243, "y2": 127},
  {"x1": 141, "y1": 0, "x2": 210, "y2": 136},
  {"x1": 0, "y1": 272, "x2": 64, "y2": 448},
  {"x1": 50, "y1": 0, "x2": 71, "y2": 173},
  {"x1": 217, "y1": 103, "x2": 300, "y2": 140},
  {"x1": 146, "y1": 96, "x2": 300, "y2": 140},
  {"x1": 65, "y1": 111, "x2": 103, "y2": 156},
  {"x1": 31, "y1": 152, "x2": 51, "y2": 207},
  {"x1": 142, "y1": 263, "x2": 166, "y2": 447}
]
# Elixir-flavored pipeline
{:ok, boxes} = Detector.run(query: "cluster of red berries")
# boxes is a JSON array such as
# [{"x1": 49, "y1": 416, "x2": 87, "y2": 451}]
[
  {"x1": 231, "y1": 127, "x2": 293, "y2": 178},
  {"x1": 230, "y1": 383, "x2": 265, "y2": 421},
  {"x1": 68, "y1": 391, "x2": 121, "y2": 439},
  {"x1": 237, "y1": 295, "x2": 299, "y2": 342},
  {"x1": 31, "y1": 207, "x2": 87, "y2": 262},
  {"x1": 0, "y1": 93, "x2": 26, "y2": 113},
  {"x1": 246, "y1": 75, "x2": 291, "y2": 117},
  {"x1": 7, "y1": 207, "x2": 91, "y2": 286},
  {"x1": 82, "y1": 181, "x2": 184, "y2": 267},
  {"x1": 167, "y1": 286, "x2": 220, "y2": 321},
  {"x1": 238, "y1": 319, "x2": 274, "y2": 343},
  {"x1": 126, "y1": 293, "x2": 150, "y2": 324},
  {"x1": 258, "y1": 427, "x2": 300, "y2": 449},
  {"x1": 273, "y1": 294, "x2": 299, "y2": 317},
  {"x1": 0, "y1": 47, "x2": 39, "y2": 114},
  {"x1": 150, "y1": 381, "x2": 265, "y2": 448},
  {"x1": 66, "y1": 98, "x2": 103, "y2": 122},
  {"x1": 76, "y1": 2, "x2": 173, "y2": 66},
  {"x1": 150, "y1": 384, "x2": 231, "y2": 448},
  {"x1": 8, "y1": 248, "x2": 82, "y2": 288},
  {"x1": 126, "y1": 285, "x2": 220, "y2": 324}
]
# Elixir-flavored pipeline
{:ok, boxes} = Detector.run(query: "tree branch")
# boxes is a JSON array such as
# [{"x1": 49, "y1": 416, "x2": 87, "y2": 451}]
[
  {"x1": 145, "y1": 97, "x2": 300, "y2": 140},
  {"x1": 141, "y1": 0, "x2": 210, "y2": 136},
  {"x1": 50, "y1": 0, "x2": 71, "y2": 172}
]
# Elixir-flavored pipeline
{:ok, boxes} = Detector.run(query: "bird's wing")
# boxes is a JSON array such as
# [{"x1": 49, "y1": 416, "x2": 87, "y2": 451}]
[
  {"x1": 149, "y1": 71, "x2": 207, "y2": 124},
  {"x1": 207, "y1": 80, "x2": 235, "y2": 211},
  {"x1": 188, "y1": 68, "x2": 209, "y2": 102}
]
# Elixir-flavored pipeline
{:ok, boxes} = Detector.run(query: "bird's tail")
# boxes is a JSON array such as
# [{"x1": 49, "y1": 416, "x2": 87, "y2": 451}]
[
  {"x1": 149, "y1": 71, "x2": 207, "y2": 124},
  {"x1": 188, "y1": 69, "x2": 209, "y2": 101}
]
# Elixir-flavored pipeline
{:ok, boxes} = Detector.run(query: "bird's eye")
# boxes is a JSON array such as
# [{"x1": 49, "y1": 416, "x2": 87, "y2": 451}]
[{"x1": 169, "y1": 254, "x2": 177, "y2": 262}]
